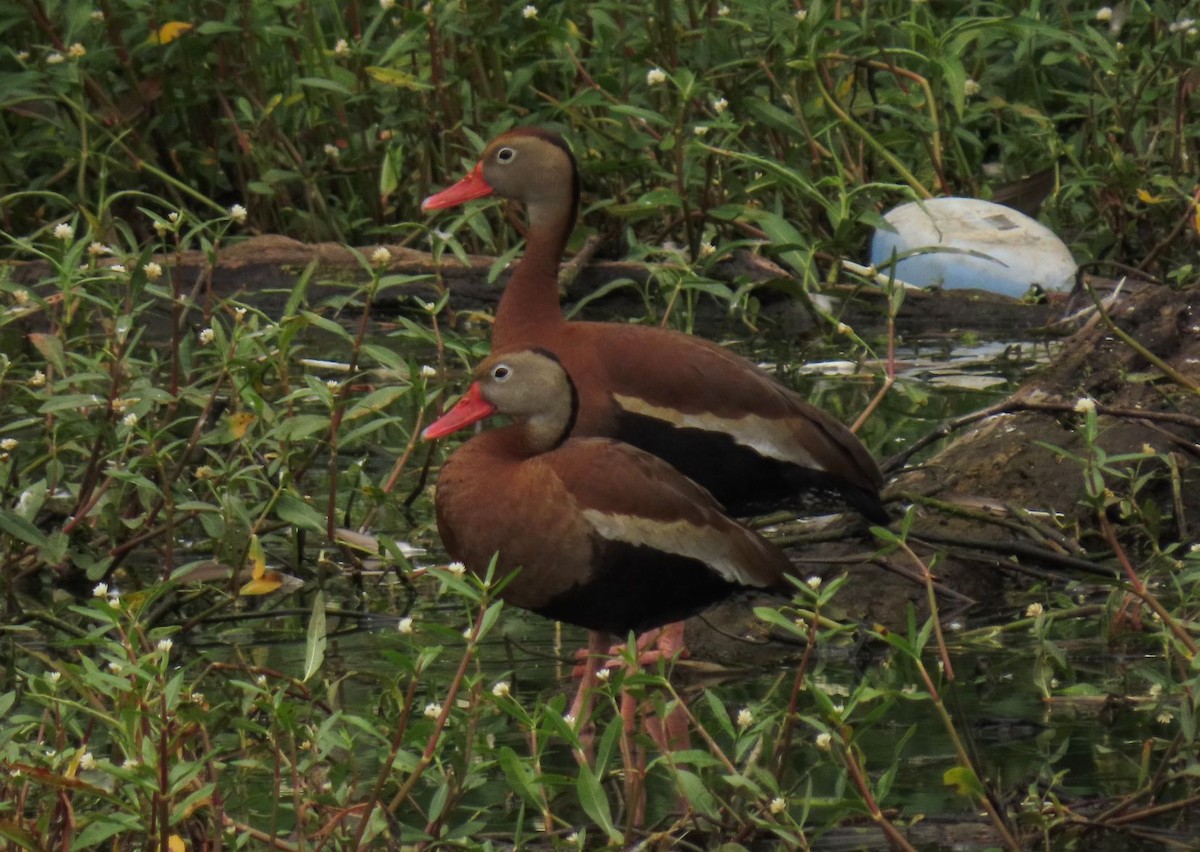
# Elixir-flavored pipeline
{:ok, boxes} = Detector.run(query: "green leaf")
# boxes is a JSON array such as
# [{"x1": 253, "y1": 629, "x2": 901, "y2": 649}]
[
  {"x1": 673, "y1": 769, "x2": 720, "y2": 819},
  {"x1": 275, "y1": 493, "x2": 326, "y2": 534},
  {"x1": 0, "y1": 510, "x2": 49, "y2": 549},
  {"x1": 37, "y1": 393, "x2": 103, "y2": 414},
  {"x1": 303, "y1": 591, "x2": 327, "y2": 682},
  {"x1": 943, "y1": 765, "x2": 984, "y2": 797},
  {"x1": 576, "y1": 762, "x2": 622, "y2": 844},
  {"x1": 296, "y1": 76, "x2": 353, "y2": 95},
  {"x1": 497, "y1": 746, "x2": 543, "y2": 808},
  {"x1": 365, "y1": 66, "x2": 431, "y2": 90}
]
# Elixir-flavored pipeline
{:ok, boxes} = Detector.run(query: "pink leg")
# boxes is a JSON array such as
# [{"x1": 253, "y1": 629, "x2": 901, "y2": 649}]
[{"x1": 568, "y1": 630, "x2": 609, "y2": 766}]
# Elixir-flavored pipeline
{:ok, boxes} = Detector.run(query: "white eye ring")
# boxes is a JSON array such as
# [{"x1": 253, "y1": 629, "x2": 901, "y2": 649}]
[
  {"x1": 496, "y1": 147, "x2": 517, "y2": 164},
  {"x1": 492, "y1": 364, "x2": 511, "y2": 381}
]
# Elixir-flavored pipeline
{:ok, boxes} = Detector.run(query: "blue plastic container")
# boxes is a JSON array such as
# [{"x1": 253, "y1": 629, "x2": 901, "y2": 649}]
[{"x1": 869, "y1": 198, "x2": 1077, "y2": 298}]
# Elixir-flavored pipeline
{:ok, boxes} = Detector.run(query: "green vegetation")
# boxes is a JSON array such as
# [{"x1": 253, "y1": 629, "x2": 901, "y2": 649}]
[{"x1": 1, "y1": 0, "x2": 1199, "y2": 848}]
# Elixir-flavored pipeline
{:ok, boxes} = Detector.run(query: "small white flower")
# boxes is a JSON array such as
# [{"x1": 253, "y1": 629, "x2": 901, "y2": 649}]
[
  {"x1": 1025, "y1": 602, "x2": 1044, "y2": 618},
  {"x1": 121, "y1": 757, "x2": 139, "y2": 769},
  {"x1": 333, "y1": 38, "x2": 349, "y2": 56},
  {"x1": 229, "y1": 204, "x2": 247, "y2": 224},
  {"x1": 53, "y1": 223, "x2": 74, "y2": 241},
  {"x1": 693, "y1": 125, "x2": 710, "y2": 136},
  {"x1": 121, "y1": 412, "x2": 137, "y2": 428},
  {"x1": 0, "y1": 438, "x2": 16, "y2": 452},
  {"x1": 195, "y1": 465, "x2": 215, "y2": 480},
  {"x1": 168, "y1": 212, "x2": 180, "y2": 223},
  {"x1": 108, "y1": 661, "x2": 123, "y2": 673},
  {"x1": 397, "y1": 617, "x2": 414, "y2": 634},
  {"x1": 91, "y1": 9, "x2": 104, "y2": 21},
  {"x1": 15, "y1": 51, "x2": 29, "y2": 62},
  {"x1": 190, "y1": 691, "x2": 205, "y2": 704},
  {"x1": 12, "y1": 288, "x2": 29, "y2": 304},
  {"x1": 646, "y1": 67, "x2": 668, "y2": 86},
  {"x1": 521, "y1": 4, "x2": 538, "y2": 19},
  {"x1": 1074, "y1": 397, "x2": 1096, "y2": 413},
  {"x1": 1095, "y1": 7, "x2": 1113, "y2": 22},
  {"x1": 379, "y1": 0, "x2": 396, "y2": 9},
  {"x1": 1157, "y1": 711, "x2": 1174, "y2": 724},
  {"x1": 563, "y1": 712, "x2": 577, "y2": 726},
  {"x1": 736, "y1": 707, "x2": 753, "y2": 728},
  {"x1": 199, "y1": 327, "x2": 215, "y2": 344},
  {"x1": 255, "y1": 674, "x2": 268, "y2": 686},
  {"x1": 461, "y1": 627, "x2": 473, "y2": 640},
  {"x1": 836, "y1": 322, "x2": 852, "y2": 335},
  {"x1": 153, "y1": 219, "x2": 170, "y2": 236},
  {"x1": 815, "y1": 731, "x2": 833, "y2": 750},
  {"x1": 492, "y1": 681, "x2": 511, "y2": 698},
  {"x1": 806, "y1": 575, "x2": 822, "y2": 589},
  {"x1": 87, "y1": 242, "x2": 110, "y2": 257},
  {"x1": 371, "y1": 246, "x2": 391, "y2": 266},
  {"x1": 30, "y1": 370, "x2": 47, "y2": 388},
  {"x1": 1149, "y1": 683, "x2": 1163, "y2": 698},
  {"x1": 67, "y1": 43, "x2": 86, "y2": 58},
  {"x1": 156, "y1": 638, "x2": 173, "y2": 654},
  {"x1": 595, "y1": 667, "x2": 612, "y2": 682},
  {"x1": 142, "y1": 262, "x2": 162, "y2": 280},
  {"x1": 565, "y1": 832, "x2": 579, "y2": 843},
  {"x1": 423, "y1": 702, "x2": 440, "y2": 718},
  {"x1": 47, "y1": 671, "x2": 61, "y2": 684},
  {"x1": 110, "y1": 264, "x2": 127, "y2": 274},
  {"x1": 420, "y1": 364, "x2": 437, "y2": 378},
  {"x1": 326, "y1": 379, "x2": 341, "y2": 391},
  {"x1": 234, "y1": 307, "x2": 247, "y2": 322},
  {"x1": 712, "y1": 96, "x2": 729, "y2": 114},
  {"x1": 324, "y1": 143, "x2": 341, "y2": 158},
  {"x1": 717, "y1": 4, "x2": 730, "y2": 16},
  {"x1": 46, "y1": 52, "x2": 65, "y2": 65},
  {"x1": 78, "y1": 751, "x2": 96, "y2": 770},
  {"x1": 447, "y1": 561, "x2": 466, "y2": 576},
  {"x1": 698, "y1": 241, "x2": 716, "y2": 258},
  {"x1": 964, "y1": 78, "x2": 981, "y2": 97},
  {"x1": 769, "y1": 796, "x2": 786, "y2": 814},
  {"x1": 794, "y1": 9, "x2": 808, "y2": 21},
  {"x1": 92, "y1": 583, "x2": 108, "y2": 598}
]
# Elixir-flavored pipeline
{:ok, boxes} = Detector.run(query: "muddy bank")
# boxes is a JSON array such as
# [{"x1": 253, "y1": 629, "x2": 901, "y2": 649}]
[{"x1": 693, "y1": 280, "x2": 1200, "y2": 661}]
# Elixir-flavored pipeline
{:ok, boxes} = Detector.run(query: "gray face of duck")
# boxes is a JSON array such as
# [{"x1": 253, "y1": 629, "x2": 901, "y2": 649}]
[
  {"x1": 477, "y1": 131, "x2": 578, "y2": 230},
  {"x1": 475, "y1": 350, "x2": 577, "y2": 452}
]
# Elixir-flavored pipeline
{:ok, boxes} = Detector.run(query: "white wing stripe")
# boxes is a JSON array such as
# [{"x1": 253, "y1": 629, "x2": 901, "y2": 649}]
[
  {"x1": 613, "y1": 393, "x2": 824, "y2": 470},
  {"x1": 581, "y1": 508, "x2": 767, "y2": 587}
]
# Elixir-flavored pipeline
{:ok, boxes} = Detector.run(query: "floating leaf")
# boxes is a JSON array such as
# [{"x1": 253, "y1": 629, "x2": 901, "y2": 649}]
[{"x1": 148, "y1": 22, "x2": 193, "y2": 45}]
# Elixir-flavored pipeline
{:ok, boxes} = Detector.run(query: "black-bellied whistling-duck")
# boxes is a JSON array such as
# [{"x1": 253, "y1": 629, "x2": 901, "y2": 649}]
[
  {"x1": 421, "y1": 348, "x2": 794, "y2": 637},
  {"x1": 423, "y1": 128, "x2": 888, "y2": 523}
]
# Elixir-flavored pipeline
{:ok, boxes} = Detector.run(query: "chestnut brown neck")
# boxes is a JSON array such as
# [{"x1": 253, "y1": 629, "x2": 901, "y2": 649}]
[{"x1": 492, "y1": 155, "x2": 579, "y2": 347}]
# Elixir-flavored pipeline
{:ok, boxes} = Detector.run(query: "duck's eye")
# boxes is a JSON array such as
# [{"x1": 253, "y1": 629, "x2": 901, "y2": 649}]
[
  {"x1": 492, "y1": 364, "x2": 511, "y2": 381},
  {"x1": 496, "y1": 146, "x2": 517, "y2": 164}
]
